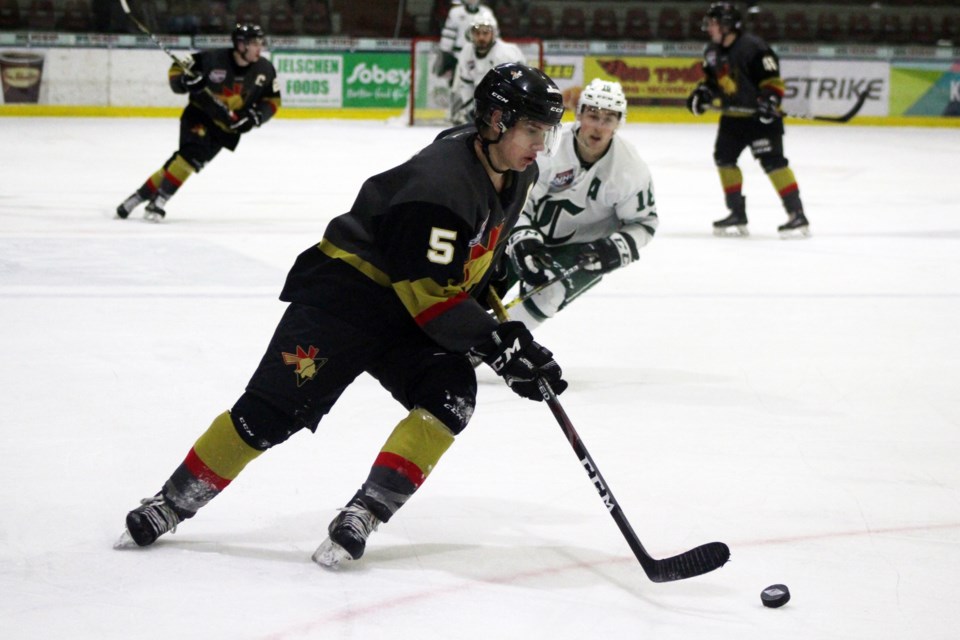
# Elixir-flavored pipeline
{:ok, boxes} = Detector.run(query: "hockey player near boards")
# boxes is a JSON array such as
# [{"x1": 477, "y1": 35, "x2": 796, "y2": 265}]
[
  {"x1": 505, "y1": 79, "x2": 658, "y2": 329},
  {"x1": 115, "y1": 23, "x2": 281, "y2": 222},
  {"x1": 686, "y1": 2, "x2": 809, "y2": 237},
  {"x1": 449, "y1": 16, "x2": 525, "y2": 125},
  {"x1": 115, "y1": 63, "x2": 568, "y2": 568}
]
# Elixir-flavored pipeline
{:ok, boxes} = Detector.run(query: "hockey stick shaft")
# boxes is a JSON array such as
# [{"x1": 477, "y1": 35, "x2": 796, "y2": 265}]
[
  {"x1": 487, "y1": 288, "x2": 729, "y2": 581},
  {"x1": 117, "y1": 0, "x2": 195, "y2": 75},
  {"x1": 505, "y1": 261, "x2": 587, "y2": 309},
  {"x1": 713, "y1": 90, "x2": 868, "y2": 123},
  {"x1": 117, "y1": 0, "x2": 234, "y2": 117},
  {"x1": 537, "y1": 379, "x2": 731, "y2": 583}
]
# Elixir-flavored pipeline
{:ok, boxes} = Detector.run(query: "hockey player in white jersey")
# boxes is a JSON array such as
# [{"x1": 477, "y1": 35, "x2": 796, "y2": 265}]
[
  {"x1": 449, "y1": 16, "x2": 525, "y2": 124},
  {"x1": 505, "y1": 79, "x2": 658, "y2": 329},
  {"x1": 435, "y1": 0, "x2": 498, "y2": 82}
]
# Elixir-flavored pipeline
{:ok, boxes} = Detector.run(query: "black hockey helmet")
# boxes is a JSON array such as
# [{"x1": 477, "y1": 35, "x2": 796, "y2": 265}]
[
  {"x1": 702, "y1": 2, "x2": 742, "y2": 33},
  {"x1": 474, "y1": 62, "x2": 565, "y2": 130},
  {"x1": 232, "y1": 23, "x2": 265, "y2": 48}
]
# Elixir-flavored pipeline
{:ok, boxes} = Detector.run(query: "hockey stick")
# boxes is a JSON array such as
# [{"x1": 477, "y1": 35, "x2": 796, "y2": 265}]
[
  {"x1": 116, "y1": 0, "x2": 231, "y2": 115},
  {"x1": 117, "y1": 0, "x2": 194, "y2": 74},
  {"x1": 537, "y1": 378, "x2": 731, "y2": 582},
  {"x1": 713, "y1": 90, "x2": 869, "y2": 123},
  {"x1": 487, "y1": 287, "x2": 730, "y2": 582},
  {"x1": 505, "y1": 259, "x2": 589, "y2": 310}
]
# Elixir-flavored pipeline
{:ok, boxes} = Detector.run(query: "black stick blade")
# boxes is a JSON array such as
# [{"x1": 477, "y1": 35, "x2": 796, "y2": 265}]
[
  {"x1": 808, "y1": 90, "x2": 869, "y2": 123},
  {"x1": 833, "y1": 89, "x2": 869, "y2": 123},
  {"x1": 648, "y1": 541, "x2": 731, "y2": 583}
]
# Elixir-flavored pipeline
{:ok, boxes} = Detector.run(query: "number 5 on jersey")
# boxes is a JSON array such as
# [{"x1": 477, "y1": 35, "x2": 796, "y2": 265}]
[{"x1": 427, "y1": 228, "x2": 457, "y2": 264}]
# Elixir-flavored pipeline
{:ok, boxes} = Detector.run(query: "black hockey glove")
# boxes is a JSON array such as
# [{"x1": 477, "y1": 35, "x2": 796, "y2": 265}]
[
  {"x1": 230, "y1": 107, "x2": 262, "y2": 133},
  {"x1": 470, "y1": 321, "x2": 567, "y2": 402},
  {"x1": 579, "y1": 232, "x2": 639, "y2": 274},
  {"x1": 756, "y1": 92, "x2": 782, "y2": 124},
  {"x1": 179, "y1": 71, "x2": 207, "y2": 93},
  {"x1": 686, "y1": 83, "x2": 714, "y2": 116},
  {"x1": 507, "y1": 228, "x2": 562, "y2": 288},
  {"x1": 433, "y1": 51, "x2": 457, "y2": 77}
]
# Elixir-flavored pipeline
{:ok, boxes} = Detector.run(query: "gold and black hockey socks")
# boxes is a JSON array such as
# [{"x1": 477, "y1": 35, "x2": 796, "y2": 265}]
[
  {"x1": 717, "y1": 165, "x2": 747, "y2": 215},
  {"x1": 355, "y1": 408, "x2": 456, "y2": 522},
  {"x1": 766, "y1": 166, "x2": 803, "y2": 213},
  {"x1": 162, "y1": 411, "x2": 263, "y2": 518},
  {"x1": 137, "y1": 153, "x2": 196, "y2": 201}
]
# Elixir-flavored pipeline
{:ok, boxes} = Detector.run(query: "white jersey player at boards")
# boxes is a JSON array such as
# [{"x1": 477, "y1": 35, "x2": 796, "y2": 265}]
[
  {"x1": 449, "y1": 16, "x2": 525, "y2": 124},
  {"x1": 505, "y1": 79, "x2": 659, "y2": 330},
  {"x1": 434, "y1": 0, "x2": 498, "y2": 81}
]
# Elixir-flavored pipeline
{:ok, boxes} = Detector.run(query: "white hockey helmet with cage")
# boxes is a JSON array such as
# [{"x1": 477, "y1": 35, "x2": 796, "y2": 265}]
[
  {"x1": 577, "y1": 78, "x2": 627, "y2": 118},
  {"x1": 468, "y1": 14, "x2": 499, "y2": 42}
]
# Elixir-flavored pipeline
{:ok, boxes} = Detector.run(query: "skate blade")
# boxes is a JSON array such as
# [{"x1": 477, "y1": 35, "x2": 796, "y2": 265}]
[
  {"x1": 778, "y1": 226, "x2": 810, "y2": 239},
  {"x1": 713, "y1": 225, "x2": 749, "y2": 237},
  {"x1": 113, "y1": 529, "x2": 137, "y2": 550},
  {"x1": 312, "y1": 538, "x2": 353, "y2": 569},
  {"x1": 143, "y1": 211, "x2": 164, "y2": 223}
]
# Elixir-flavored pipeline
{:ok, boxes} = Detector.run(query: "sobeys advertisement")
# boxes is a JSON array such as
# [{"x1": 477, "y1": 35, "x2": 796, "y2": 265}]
[
  {"x1": 342, "y1": 52, "x2": 410, "y2": 108},
  {"x1": 270, "y1": 51, "x2": 411, "y2": 109}
]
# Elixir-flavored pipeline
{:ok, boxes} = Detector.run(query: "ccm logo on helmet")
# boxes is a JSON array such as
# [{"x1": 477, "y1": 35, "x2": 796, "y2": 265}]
[{"x1": 491, "y1": 91, "x2": 509, "y2": 104}]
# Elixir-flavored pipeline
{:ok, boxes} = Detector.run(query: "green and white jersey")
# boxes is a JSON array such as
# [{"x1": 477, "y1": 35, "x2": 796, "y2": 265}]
[{"x1": 522, "y1": 126, "x2": 658, "y2": 249}]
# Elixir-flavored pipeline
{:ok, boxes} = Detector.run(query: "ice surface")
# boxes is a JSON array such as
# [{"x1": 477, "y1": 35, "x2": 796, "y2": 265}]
[{"x1": 1, "y1": 116, "x2": 959, "y2": 639}]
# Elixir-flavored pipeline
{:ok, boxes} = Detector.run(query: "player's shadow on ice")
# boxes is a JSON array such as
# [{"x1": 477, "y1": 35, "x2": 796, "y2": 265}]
[{"x1": 165, "y1": 536, "x2": 694, "y2": 598}]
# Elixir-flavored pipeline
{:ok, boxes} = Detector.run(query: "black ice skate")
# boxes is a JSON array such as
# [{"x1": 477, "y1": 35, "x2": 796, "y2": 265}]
[
  {"x1": 114, "y1": 494, "x2": 181, "y2": 548},
  {"x1": 116, "y1": 193, "x2": 145, "y2": 219},
  {"x1": 312, "y1": 500, "x2": 381, "y2": 568},
  {"x1": 778, "y1": 209, "x2": 810, "y2": 238},
  {"x1": 144, "y1": 195, "x2": 168, "y2": 223},
  {"x1": 713, "y1": 210, "x2": 749, "y2": 237}
]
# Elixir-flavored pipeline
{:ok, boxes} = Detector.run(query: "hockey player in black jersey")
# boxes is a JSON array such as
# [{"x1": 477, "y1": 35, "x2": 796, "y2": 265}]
[
  {"x1": 116, "y1": 63, "x2": 568, "y2": 568},
  {"x1": 115, "y1": 23, "x2": 281, "y2": 222},
  {"x1": 687, "y1": 2, "x2": 809, "y2": 237}
]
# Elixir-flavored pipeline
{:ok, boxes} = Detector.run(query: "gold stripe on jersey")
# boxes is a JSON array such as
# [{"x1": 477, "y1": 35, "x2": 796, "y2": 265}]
[
  {"x1": 318, "y1": 237, "x2": 469, "y2": 322},
  {"x1": 759, "y1": 76, "x2": 786, "y2": 98},
  {"x1": 394, "y1": 276, "x2": 469, "y2": 325},
  {"x1": 319, "y1": 226, "x2": 503, "y2": 326},
  {"x1": 318, "y1": 238, "x2": 391, "y2": 287},
  {"x1": 395, "y1": 228, "x2": 501, "y2": 324}
]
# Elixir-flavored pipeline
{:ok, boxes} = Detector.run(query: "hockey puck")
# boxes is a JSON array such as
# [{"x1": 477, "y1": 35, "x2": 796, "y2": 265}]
[{"x1": 761, "y1": 584, "x2": 790, "y2": 608}]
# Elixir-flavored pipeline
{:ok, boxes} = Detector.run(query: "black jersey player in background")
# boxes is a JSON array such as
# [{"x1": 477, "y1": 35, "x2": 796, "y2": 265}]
[
  {"x1": 686, "y1": 2, "x2": 809, "y2": 238},
  {"x1": 116, "y1": 23, "x2": 281, "y2": 222},
  {"x1": 115, "y1": 63, "x2": 568, "y2": 568}
]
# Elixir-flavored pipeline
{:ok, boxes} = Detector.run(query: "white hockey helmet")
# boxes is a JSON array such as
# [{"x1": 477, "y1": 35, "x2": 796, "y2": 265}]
[
  {"x1": 468, "y1": 14, "x2": 498, "y2": 41},
  {"x1": 577, "y1": 78, "x2": 627, "y2": 118}
]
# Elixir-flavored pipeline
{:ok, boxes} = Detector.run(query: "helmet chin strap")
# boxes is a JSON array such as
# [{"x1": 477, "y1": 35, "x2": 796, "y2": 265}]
[{"x1": 478, "y1": 122, "x2": 509, "y2": 174}]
